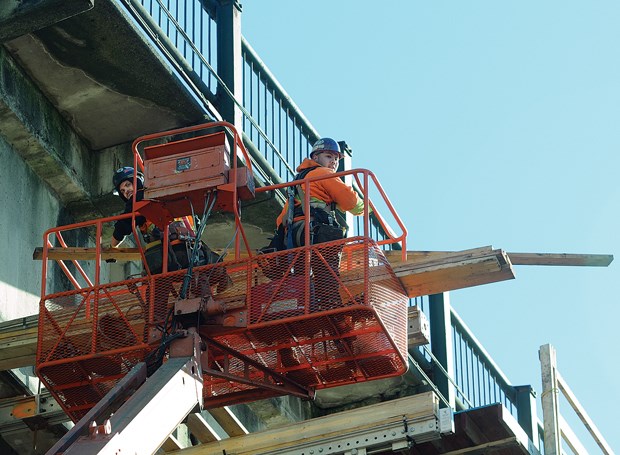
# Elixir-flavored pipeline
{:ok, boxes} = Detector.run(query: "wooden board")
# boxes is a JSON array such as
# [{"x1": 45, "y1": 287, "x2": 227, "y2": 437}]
[
  {"x1": 31, "y1": 247, "x2": 246, "y2": 263},
  {"x1": 385, "y1": 248, "x2": 614, "y2": 267},
  {"x1": 207, "y1": 407, "x2": 248, "y2": 437},
  {"x1": 0, "y1": 316, "x2": 39, "y2": 371},
  {"x1": 34, "y1": 246, "x2": 613, "y2": 267},
  {"x1": 173, "y1": 391, "x2": 438, "y2": 455},
  {"x1": 389, "y1": 247, "x2": 515, "y2": 298},
  {"x1": 507, "y1": 252, "x2": 613, "y2": 267}
]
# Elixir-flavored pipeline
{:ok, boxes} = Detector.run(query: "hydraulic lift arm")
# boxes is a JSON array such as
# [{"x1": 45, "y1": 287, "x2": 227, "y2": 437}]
[{"x1": 47, "y1": 329, "x2": 204, "y2": 455}]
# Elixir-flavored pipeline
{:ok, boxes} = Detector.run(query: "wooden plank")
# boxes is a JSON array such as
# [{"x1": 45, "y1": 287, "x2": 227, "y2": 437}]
[
  {"x1": 33, "y1": 247, "x2": 142, "y2": 261},
  {"x1": 384, "y1": 248, "x2": 614, "y2": 267},
  {"x1": 0, "y1": 318, "x2": 38, "y2": 371},
  {"x1": 207, "y1": 407, "x2": 248, "y2": 437},
  {"x1": 557, "y1": 372, "x2": 614, "y2": 455},
  {"x1": 507, "y1": 252, "x2": 613, "y2": 267},
  {"x1": 175, "y1": 392, "x2": 438, "y2": 455},
  {"x1": 35, "y1": 246, "x2": 614, "y2": 267},
  {"x1": 186, "y1": 413, "x2": 220, "y2": 444},
  {"x1": 384, "y1": 246, "x2": 494, "y2": 264},
  {"x1": 160, "y1": 435, "x2": 183, "y2": 452},
  {"x1": 559, "y1": 415, "x2": 589, "y2": 455},
  {"x1": 32, "y1": 247, "x2": 250, "y2": 263},
  {"x1": 539, "y1": 344, "x2": 561, "y2": 455},
  {"x1": 441, "y1": 437, "x2": 518, "y2": 455},
  {"x1": 407, "y1": 306, "x2": 430, "y2": 346},
  {"x1": 392, "y1": 249, "x2": 515, "y2": 298},
  {"x1": 36, "y1": 246, "x2": 491, "y2": 263}
]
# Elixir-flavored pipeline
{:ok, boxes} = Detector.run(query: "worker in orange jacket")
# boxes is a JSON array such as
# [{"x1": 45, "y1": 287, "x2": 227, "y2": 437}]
[
  {"x1": 275, "y1": 138, "x2": 366, "y2": 311},
  {"x1": 276, "y1": 138, "x2": 365, "y2": 248}
]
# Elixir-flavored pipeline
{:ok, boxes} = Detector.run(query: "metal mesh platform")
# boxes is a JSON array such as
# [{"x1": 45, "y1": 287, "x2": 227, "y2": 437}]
[{"x1": 36, "y1": 238, "x2": 408, "y2": 421}]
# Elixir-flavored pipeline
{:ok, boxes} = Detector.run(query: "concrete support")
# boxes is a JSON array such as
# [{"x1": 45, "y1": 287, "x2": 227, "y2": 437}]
[
  {"x1": 216, "y1": 0, "x2": 243, "y2": 131},
  {"x1": 0, "y1": 45, "x2": 98, "y2": 218},
  {"x1": 0, "y1": 134, "x2": 58, "y2": 320},
  {"x1": 428, "y1": 292, "x2": 456, "y2": 409},
  {"x1": 0, "y1": 0, "x2": 94, "y2": 43}
]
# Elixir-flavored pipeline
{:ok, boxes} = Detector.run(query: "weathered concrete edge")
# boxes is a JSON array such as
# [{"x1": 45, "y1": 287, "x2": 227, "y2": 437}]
[
  {"x1": 0, "y1": 45, "x2": 100, "y2": 218},
  {"x1": 0, "y1": 0, "x2": 94, "y2": 43}
]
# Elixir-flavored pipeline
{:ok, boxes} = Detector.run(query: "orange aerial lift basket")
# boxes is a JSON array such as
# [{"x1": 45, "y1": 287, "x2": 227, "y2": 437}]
[{"x1": 35, "y1": 122, "x2": 410, "y2": 422}]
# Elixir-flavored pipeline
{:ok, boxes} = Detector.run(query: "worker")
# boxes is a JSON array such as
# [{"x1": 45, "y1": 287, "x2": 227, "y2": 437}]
[
  {"x1": 111, "y1": 166, "x2": 150, "y2": 247},
  {"x1": 275, "y1": 137, "x2": 366, "y2": 309},
  {"x1": 110, "y1": 166, "x2": 228, "y2": 278},
  {"x1": 276, "y1": 138, "x2": 364, "y2": 247},
  {"x1": 110, "y1": 166, "x2": 201, "y2": 269},
  {"x1": 109, "y1": 166, "x2": 230, "y2": 292}
]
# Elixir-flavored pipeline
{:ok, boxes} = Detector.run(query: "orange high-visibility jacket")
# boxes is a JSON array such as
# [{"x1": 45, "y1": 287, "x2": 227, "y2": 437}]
[{"x1": 276, "y1": 158, "x2": 364, "y2": 227}]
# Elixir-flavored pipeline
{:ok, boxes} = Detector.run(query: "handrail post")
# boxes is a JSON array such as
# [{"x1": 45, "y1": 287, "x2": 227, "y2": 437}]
[
  {"x1": 429, "y1": 292, "x2": 455, "y2": 409},
  {"x1": 514, "y1": 384, "x2": 539, "y2": 450},
  {"x1": 338, "y1": 142, "x2": 355, "y2": 236},
  {"x1": 216, "y1": 0, "x2": 243, "y2": 130},
  {"x1": 539, "y1": 343, "x2": 561, "y2": 455}
]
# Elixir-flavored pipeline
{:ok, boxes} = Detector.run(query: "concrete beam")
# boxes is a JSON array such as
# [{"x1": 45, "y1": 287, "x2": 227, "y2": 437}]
[
  {"x1": 4, "y1": 0, "x2": 207, "y2": 150},
  {"x1": 0, "y1": 45, "x2": 103, "y2": 220},
  {"x1": 0, "y1": 0, "x2": 94, "y2": 43}
]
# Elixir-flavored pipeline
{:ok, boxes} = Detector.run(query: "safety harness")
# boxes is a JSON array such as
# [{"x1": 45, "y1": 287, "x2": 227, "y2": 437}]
[{"x1": 283, "y1": 167, "x2": 343, "y2": 249}]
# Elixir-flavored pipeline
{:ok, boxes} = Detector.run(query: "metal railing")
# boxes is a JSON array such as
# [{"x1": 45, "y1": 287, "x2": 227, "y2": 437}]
[
  {"x1": 451, "y1": 310, "x2": 517, "y2": 415},
  {"x1": 409, "y1": 298, "x2": 519, "y2": 419},
  {"x1": 130, "y1": 0, "x2": 219, "y2": 96},
  {"x1": 241, "y1": 38, "x2": 319, "y2": 182}
]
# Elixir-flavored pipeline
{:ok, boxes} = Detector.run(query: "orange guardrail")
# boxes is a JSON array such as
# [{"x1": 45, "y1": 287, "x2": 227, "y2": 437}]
[{"x1": 36, "y1": 122, "x2": 410, "y2": 420}]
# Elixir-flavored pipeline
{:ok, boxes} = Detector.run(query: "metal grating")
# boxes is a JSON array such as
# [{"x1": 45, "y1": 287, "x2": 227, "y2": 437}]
[{"x1": 37, "y1": 238, "x2": 408, "y2": 420}]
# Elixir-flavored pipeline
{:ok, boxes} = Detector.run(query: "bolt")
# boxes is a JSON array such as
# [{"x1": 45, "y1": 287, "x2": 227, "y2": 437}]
[{"x1": 392, "y1": 431, "x2": 396, "y2": 436}]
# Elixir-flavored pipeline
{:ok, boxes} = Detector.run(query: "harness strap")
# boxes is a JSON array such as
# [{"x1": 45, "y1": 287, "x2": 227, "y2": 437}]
[{"x1": 284, "y1": 167, "x2": 313, "y2": 248}]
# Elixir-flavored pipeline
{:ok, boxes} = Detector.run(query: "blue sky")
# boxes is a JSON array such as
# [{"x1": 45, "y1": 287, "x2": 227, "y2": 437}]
[{"x1": 243, "y1": 1, "x2": 619, "y2": 452}]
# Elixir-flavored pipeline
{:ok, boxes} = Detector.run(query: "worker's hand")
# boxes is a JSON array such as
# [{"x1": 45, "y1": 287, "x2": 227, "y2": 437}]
[{"x1": 102, "y1": 244, "x2": 117, "y2": 263}]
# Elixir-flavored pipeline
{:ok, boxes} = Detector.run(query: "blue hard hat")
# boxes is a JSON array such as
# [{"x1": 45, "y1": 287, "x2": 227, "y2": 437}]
[
  {"x1": 112, "y1": 166, "x2": 144, "y2": 200},
  {"x1": 310, "y1": 138, "x2": 343, "y2": 158}
]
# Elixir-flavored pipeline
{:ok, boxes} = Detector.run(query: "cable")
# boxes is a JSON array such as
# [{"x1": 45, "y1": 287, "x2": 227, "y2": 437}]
[
  {"x1": 407, "y1": 353, "x2": 453, "y2": 410},
  {"x1": 179, "y1": 192, "x2": 217, "y2": 299}
]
